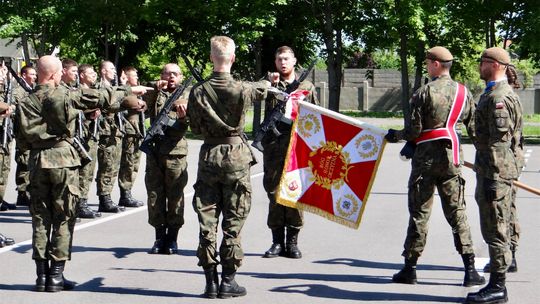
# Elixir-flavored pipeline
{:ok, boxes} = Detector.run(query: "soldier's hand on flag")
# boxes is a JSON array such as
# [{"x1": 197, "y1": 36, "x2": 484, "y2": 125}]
[{"x1": 385, "y1": 129, "x2": 399, "y2": 143}]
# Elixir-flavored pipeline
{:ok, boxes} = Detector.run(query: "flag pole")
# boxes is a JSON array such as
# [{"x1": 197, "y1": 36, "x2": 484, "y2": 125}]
[{"x1": 463, "y1": 161, "x2": 540, "y2": 196}]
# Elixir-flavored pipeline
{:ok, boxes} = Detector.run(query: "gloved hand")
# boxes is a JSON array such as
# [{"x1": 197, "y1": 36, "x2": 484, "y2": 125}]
[
  {"x1": 399, "y1": 141, "x2": 416, "y2": 161},
  {"x1": 385, "y1": 129, "x2": 399, "y2": 143}
]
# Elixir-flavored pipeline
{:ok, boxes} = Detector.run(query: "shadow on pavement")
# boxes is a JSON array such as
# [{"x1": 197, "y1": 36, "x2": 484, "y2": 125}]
[
  {"x1": 270, "y1": 283, "x2": 464, "y2": 302},
  {"x1": 74, "y1": 277, "x2": 202, "y2": 298},
  {"x1": 313, "y1": 258, "x2": 462, "y2": 272}
]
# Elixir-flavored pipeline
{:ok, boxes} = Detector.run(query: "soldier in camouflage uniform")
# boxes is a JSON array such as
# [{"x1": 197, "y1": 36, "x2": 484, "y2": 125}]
[
  {"x1": 142, "y1": 63, "x2": 188, "y2": 255},
  {"x1": 482, "y1": 64, "x2": 523, "y2": 275},
  {"x1": 77, "y1": 64, "x2": 103, "y2": 219},
  {"x1": 13, "y1": 65, "x2": 36, "y2": 207},
  {"x1": 262, "y1": 46, "x2": 318, "y2": 259},
  {"x1": 0, "y1": 64, "x2": 15, "y2": 211},
  {"x1": 465, "y1": 47, "x2": 521, "y2": 304},
  {"x1": 187, "y1": 36, "x2": 270, "y2": 299},
  {"x1": 61, "y1": 59, "x2": 102, "y2": 219},
  {"x1": 118, "y1": 66, "x2": 144, "y2": 209},
  {"x1": 0, "y1": 62, "x2": 19, "y2": 211},
  {"x1": 17, "y1": 56, "x2": 148, "y2": 293},
  {"x1": 95, "y1": 61, "x2": 135, "y2": 212},
  {"x1": 385, "y1": 46, "x2": 484, "y2": 287}
]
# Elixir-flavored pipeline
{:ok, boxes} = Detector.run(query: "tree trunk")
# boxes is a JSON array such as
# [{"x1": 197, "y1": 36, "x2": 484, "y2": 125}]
[
  {"x1": 20, "y1": 33, "x2": 31, "y2": 63},
  {"x1": 413, "y1": 40, "x2": 425, "y2": 92}
]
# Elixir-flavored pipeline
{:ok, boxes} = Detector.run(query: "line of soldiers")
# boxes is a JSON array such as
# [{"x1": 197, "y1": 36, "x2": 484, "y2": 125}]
[
  {"x1": 386, "y1": 46, "x2": 523, "y2": 304},
  {"x1": 0, "y1": 37, "x2": 316, "y2": 298},
  {"x1": 0, "y1": 41, "x2": 521, "y2": 303}
]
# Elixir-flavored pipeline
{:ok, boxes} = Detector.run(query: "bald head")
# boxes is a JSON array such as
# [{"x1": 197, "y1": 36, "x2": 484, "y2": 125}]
[{"x1": 37, "y1": 55, "x2": 62, "y2": 86}]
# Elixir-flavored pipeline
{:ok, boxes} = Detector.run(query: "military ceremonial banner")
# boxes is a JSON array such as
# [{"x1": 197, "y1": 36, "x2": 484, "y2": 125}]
[{"x1": 276, "y1": 101, "x2": 387, "y2": 229}]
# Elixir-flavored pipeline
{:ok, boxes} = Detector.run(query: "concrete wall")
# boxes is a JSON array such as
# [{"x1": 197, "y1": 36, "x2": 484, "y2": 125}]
[{"x1": 312, "y1": 69, "x2": 540, "y2": 114}]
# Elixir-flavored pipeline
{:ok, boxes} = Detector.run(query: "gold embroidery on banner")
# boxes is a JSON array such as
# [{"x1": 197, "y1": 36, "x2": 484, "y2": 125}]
[
  {"x1": 355, "y1": 134, "x2": 378, "y2": 159},
  {"x1": 308, "y1": 141, "x2": 353, "y2": 190},
  {"x1": 298, "y1": 113, "x2": 321, "y2": 138},
  {"x1": 284, "y1": 175, "x2": 301, "y2": 200},
  {"x1": 336, "y1": 194, "x2": 360, "y2": 218}
]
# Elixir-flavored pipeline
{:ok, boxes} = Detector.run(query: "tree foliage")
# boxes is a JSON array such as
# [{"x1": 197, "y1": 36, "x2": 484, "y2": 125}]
[{"x1": 0, "y1": 0, "x2": 538, "y2": 109}]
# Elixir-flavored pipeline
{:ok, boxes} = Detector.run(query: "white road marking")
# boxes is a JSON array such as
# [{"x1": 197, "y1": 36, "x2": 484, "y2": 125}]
[{"x1": 0, "y1": 171, "x2": 265, "y2": 254}]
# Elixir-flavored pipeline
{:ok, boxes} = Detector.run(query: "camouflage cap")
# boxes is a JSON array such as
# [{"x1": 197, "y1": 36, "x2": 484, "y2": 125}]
[
  {"x1": 481, "y1": 47, "x2": 511, "y2": 65},
  {"x1": 426, "y1": 46, "x2": 453, "y2": 62}
]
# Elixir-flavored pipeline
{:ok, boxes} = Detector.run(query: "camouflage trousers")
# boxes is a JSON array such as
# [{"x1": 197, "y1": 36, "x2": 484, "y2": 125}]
[
  {"x1": 192, "y1": 145, "x2": 252, "y2": 270},
  {"x1": 402, "y1": 168, "x2": 475, "y2": 259},
  {"x1": 263, "y1": 133, "x2": 303, "y2": 230},
  {"x1": 14, "y1": 146, "x2": 29, "y2": 192},
  {"x1": 79, "y1": 139, "x2": 98, "y2": 199},
  {"x1": 145, "y1": 153, "x2": 188, "y2": 229},
  {"x1": 475, "y1": 176, "x2": 513, "y2": 274},
  {"x1": 118, "y1": 135, "x2": 142, "y2": 192},
  {"x1": 509, "y1": 185, "x2": 520, "y2": 251},
  {"x1": 96, "y1": 135, "x2": 122, "y2": 195},
  {"x1": 0, "y1": 147, "x2": 11, "y2": 201},
  {"x1": 29, "y1": 165, "x2": 79, "y2": 261}
]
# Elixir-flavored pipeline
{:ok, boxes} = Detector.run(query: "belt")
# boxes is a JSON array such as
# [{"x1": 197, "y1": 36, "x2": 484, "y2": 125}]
[
  {"x1": 32, "y1": 139, "x2": 70, "y2": 149},
  {"x1": 204, "y1": 136, "x2": 243, "y2": 145}
]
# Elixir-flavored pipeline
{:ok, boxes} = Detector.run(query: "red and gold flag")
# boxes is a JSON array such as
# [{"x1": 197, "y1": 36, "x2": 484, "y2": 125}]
[{"x1": 276, "y1": 101, "x2": 387, "y2": 229}]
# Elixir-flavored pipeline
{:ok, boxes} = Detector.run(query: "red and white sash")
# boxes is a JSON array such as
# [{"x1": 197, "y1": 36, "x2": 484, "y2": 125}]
[{"x1": 414, "y1": 83, "x2": 467, "y2": 166}]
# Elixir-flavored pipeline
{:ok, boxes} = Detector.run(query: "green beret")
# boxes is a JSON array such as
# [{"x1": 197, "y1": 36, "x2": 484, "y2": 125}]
[
  {"x1": 426, "y1": 46, "x2": 453, "y2": 62},
  {"x1": 481, "y1": 47, "x2": 511, "y2": 65}
]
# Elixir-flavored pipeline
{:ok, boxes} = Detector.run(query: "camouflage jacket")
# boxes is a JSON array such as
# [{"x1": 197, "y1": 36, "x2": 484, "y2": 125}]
[
  {"x1": 262, "y1": 77, "x2": 319, "y2": 146},
  {"x1": 188, "y1": 72, "x2": 267, "y2": 138},
  {"x1": 472, "y1": 79, "x2": 521, "y2": 180},
  {"x1": 396, "y1": 75, "x2": 475, "y2": 143},
  {"x1": 187, "y1": 72, "x2": 268, "y2": 167},
  {"x1": 143, "y1": 83, "x2": 189, "y2": 155},
  {"x1": 95, "y1": 81, "x2": 132, "y2": 137},
  {"x1": 17, "y1": 83, "x2": 118, "y2": 169}
]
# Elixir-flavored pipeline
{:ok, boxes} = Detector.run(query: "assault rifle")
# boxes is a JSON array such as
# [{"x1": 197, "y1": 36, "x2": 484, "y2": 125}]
[
  {"x1": 139, "y1": 75, "x2": 194, "y2": 155},
  {"x1": 251, "y1": 59, "x2": 316, "y2": 152}
]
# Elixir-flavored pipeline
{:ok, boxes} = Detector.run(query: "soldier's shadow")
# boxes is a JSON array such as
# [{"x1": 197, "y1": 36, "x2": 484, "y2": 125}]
[
  {"x1": 72, "y1": 245, "x2": 152, "y2": 259},
  {"x1": 314, "y1": 258, "x2": 462, "y2": 272},
  {"x1": 271, "y1": 283, "x2": 463, "y2": 302},
  {"x1": 74, "y1": 277, "x2": 201, "y2": 298}
]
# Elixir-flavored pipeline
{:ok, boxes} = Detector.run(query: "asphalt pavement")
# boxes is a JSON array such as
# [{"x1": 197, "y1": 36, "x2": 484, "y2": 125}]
[{"x1": 0, "y1": 137, "x2": 538, "y2": 304}]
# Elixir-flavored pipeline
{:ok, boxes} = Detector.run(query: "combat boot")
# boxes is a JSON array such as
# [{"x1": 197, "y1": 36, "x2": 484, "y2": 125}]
[
  {"x1": 98, "y1": 194, "x2": 125, "y2": 213},
  {"x1": 263, "y1": 227, "x2": 285, "y2": 258},
  {"x1": 285, "y1": 227, "x2": 302, "y2": 259},
  {"x1": 35, "y1": 260, "x2": 49, "y2": 292},
  {"x1": 118, "y1": 189, "x2": 143, "y2": 208},
  {"x1": 392, "y1": 257, "x2": 418, "y2": 284},
  {"x1": 77, "y1": 198, "x2": 102, "y2": 219},
  {"x1": 508, "y1": 251, "x2": 517, "y2": 273},
  {"x1": 16, "y1": 191, "x2": 30, "y2": 206},
  {"x1": 462, "y1": 254, "x2": 486, "y2": 286},
  {"x1": 203, "y1": 265, "x2": 219, "y2": 299},
  {"x1": 0, "y1": 200, "x2": 16, "y2": 211},
  {"x1": 0, "y1": 233, "x2": 15, "y2": 247},
  {"x1": 164, "y1": 227, "x2": 179, "y2": 254},
  {"x1": 149, "y1": 226, "x2": 167, "y2": 254},
  {"x1": 465, "y1": 272, "x2": 507, "y2": 304},
  {"x1": 46, "y1": 260, "x2": 76, "y2": 292},
  {"x1": 218, "y1": 268, "x2": 247, "y2": 299}
]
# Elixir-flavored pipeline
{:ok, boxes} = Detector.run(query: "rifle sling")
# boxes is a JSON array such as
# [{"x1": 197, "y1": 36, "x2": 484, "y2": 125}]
[{"x1": 201, "y1": 82, "x2": 239, "y2": 132}]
